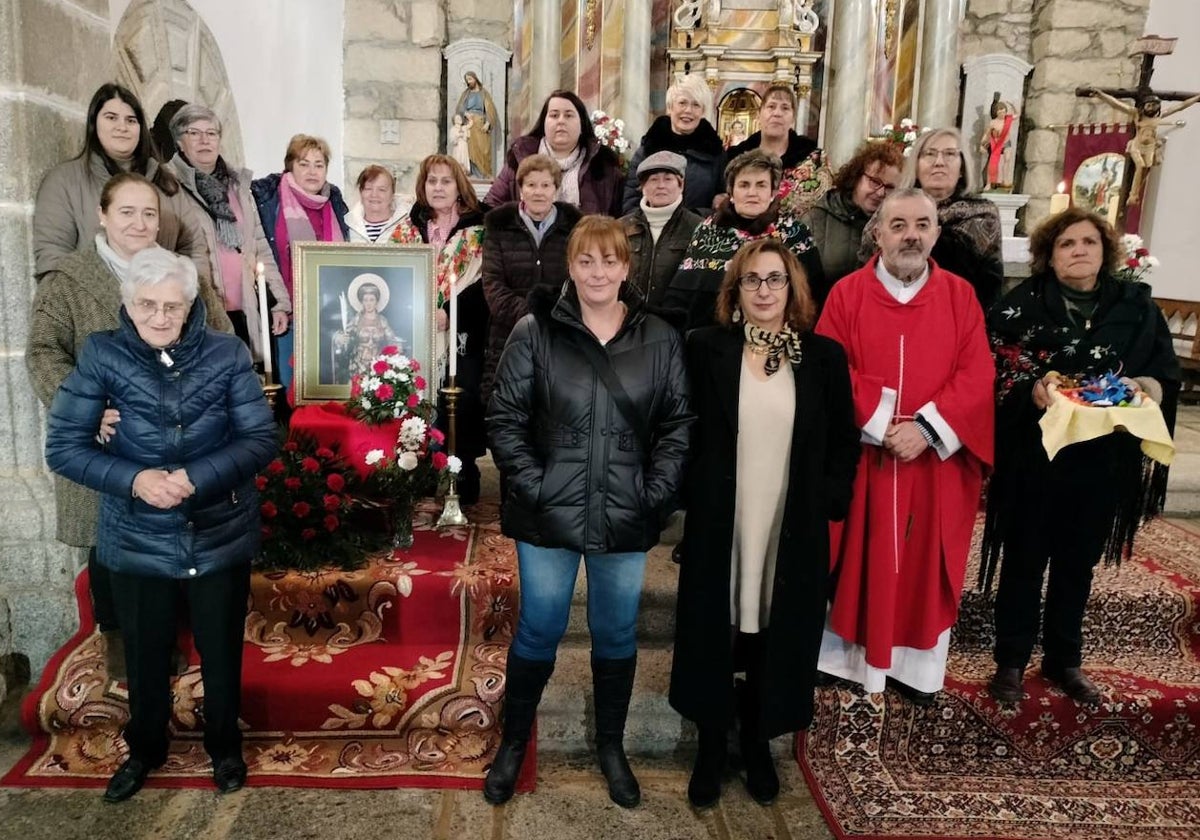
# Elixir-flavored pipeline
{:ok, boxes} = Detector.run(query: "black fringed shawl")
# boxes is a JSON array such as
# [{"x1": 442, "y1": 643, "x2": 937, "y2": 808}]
[{"x1": 980, "y1": 271, "x2": 1181, "y2": 590}]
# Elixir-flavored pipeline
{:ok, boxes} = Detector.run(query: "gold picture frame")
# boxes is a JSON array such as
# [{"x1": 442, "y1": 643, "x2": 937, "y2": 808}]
[{"x1": 291, "y1": 242, "x2": 437, "y2": 405}]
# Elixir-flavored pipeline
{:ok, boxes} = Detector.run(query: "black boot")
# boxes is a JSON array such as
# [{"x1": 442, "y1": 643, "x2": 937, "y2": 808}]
[
  {"x1": 736, "y1": 633, "x2": 779, "y2": 805},
  {"x1": 687, "y1": 724, "x2": 727, "y2": 808},
  {"x1": 483, "y1": 653, "x2": 554, "y2": 805},
  {"x1": 592, "y1": 655, "x2": 641, "y2": 808}
]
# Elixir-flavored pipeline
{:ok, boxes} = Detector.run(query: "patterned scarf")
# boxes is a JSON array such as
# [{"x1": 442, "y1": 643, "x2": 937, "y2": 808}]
[
  {"x1": 179, "y1": 155, "x2": 240, "y2": 250},
  {"x1": 744, "y1": 322, "x2": 803, "y2": 375},
  {"x1": 275, "y1": 172, "x2": 344, "y2": 292}
]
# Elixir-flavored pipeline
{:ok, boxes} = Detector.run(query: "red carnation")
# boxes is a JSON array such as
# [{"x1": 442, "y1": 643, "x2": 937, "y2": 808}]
[
  {"x1": 1126, "y1": 257, "x2": 1139, "y2": 268},
  {"x1": 326, "y1": 473, "x2": 346, "y2": 492},
  {"x1": 431, "y1": 451, "x2": 448, "y2": 470},
  {"x1": 292, "y1": 501, "x2": 312, "y2": 518},
  {"x1": 350, "y1": 377, "x2": 362, "y2": 397},
  {"x1": 301, "y1": 457, "x2": 321, "y2": 473},
  {"x1": 323, "y1": 493, "x2": 341, "y2": 511},
  {"x1": 430, "y1": 428, "x2": 445, "y2": 445},
  {"x1": 323, "y1": 514, "x2": 340, "y2": 532},
  {"x1": 414, "y1": 375, "x2": 427, "y2": 390},
  {"x1": 316, "y1": 447, "x2": 335, "y2": 459},
  {"x1": 407, "y1": 393, "x2": 420, "y2": 408},
  {"x1": 375, "y1": 383, "x2": 395, "y2": 400},
  {"x1": 1136, "y1": 247, "x2": 1149, "y2": 257},
  {"x1": 373, "y1": 360, "x2": 390, "y2": 374},
  {"x1": 255, "y1": 475, "x2": 268, "y2": 490},
  {"x1": 301, "y1": 528, "x2": 317, "y2": 541},
  {"x1": 409, "y1": 359, "x2": 420, "y2": 372},
  {"x1": 283, "y1": 441, "x2": 299, "y2": 452},
  {"x1": 261, "y1": 525, "x2": 272, "y2": 538},
  {"x1": 284, "y1": 477, "x2": 301, "y2": 491},
  {"x1": 266, "y1": 459, "x2": 285, "y2": 475},
  {"x1": 381, "y1": 345, "x2": 399, "y2": 355},
  {"x1": 260, "y1": 501, "x2": 277, "y2": 519}
]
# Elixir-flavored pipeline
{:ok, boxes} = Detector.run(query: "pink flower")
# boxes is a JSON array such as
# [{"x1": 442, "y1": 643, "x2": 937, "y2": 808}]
[
  {"x1": 381, "y1": 345, "x2": 399, "y2": 355},
  {"x1": 373, "y1": 360, "x2": 390, "y2": 374},
  {"x1": 350, "y1": 377, "x2": 361, "y2": 397},
  {"x1": 375, "y1": 383, "x2": 395, "y2": 400},
  {"x1": 414, "y1": 376, "x2": 426, "y2": 390},
  {"x1": 409, "y1": 359, "x2": 420, "y2": 372},
  {"x1": 431, "y1": 451, "x2": 448, "y2": 470},
  {"x1": 1126, "y1": 257, "x2": 1140, "y2": 268},
  {"x1": 429, "y1": 428, "x2": 445, "y2": 445},
  {"x1": 407, "y1": 393, "x2": 420, "y2": 408}
]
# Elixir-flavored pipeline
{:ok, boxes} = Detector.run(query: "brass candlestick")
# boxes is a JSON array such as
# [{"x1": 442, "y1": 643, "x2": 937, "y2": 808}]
[
  {"x1": 262, "y1": 382, "x2": 284, "y2": 410},
  {"x1": 437, "y1": 378, "x2": 468, "y2": 527}
]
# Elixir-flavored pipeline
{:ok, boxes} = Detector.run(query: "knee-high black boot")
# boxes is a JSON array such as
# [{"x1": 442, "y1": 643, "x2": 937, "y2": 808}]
[
  {"x1": 483, "y1": 652, "x2": 555, "y2": 805},
  {"x1": 736, "y1": 633, "x2": 778, "y2": 805},
  {"x1": 592, "y1": 655, "x2": 641, "y2": 808},
  {"x1": 687, "y1": 724, "x2": 728, "y2": 808}
]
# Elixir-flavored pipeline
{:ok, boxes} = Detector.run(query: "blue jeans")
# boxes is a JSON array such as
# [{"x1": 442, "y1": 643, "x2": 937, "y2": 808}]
[
  {"x1": 277, "y1": 330, "x2": 294, "y2": 388},
  {"x1": 512, "y1": 542, "x2": 646, "y2": 662}
]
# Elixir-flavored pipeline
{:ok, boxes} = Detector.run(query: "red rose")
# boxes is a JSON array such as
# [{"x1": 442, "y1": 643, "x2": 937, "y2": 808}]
[
  {"x1": 323, "y1": 514, "x2": 340, "y2": 532},
  {"x1": 255, "y1": 475, "x2": 268, "y2": 490},
  {"x1": 284, "y1": 477, "x2": 301, "y2": 491},
  {"x1": 326, "y1": 474, "x2": 346, "y2": 492},
  {"x1": 429, "y1": 428, "x2": 445, "y2": 445},
  {"x1": 266, "y1": 459, "x2": 285, "y2": 475},
  {"x1": 292, "y1": 501, "x2": 312, "y2": 518},
  {"x1": 381, "y1": 345, "x2": 399, "y2": 355},
  {"x1": 414, "y1": 376, "x2": 427, "y2": 390},
  {"x1": 301, "y1": 457, "x2": 321, "y2": 473},
  {"x1": 409, "y1": 359, "x2": 420, "y2": 372},
  {"x1": 283, "y1": 441, "x2": 299, "y2": 452},
  {"x1": 373, "y1": 360, "x2": 390, "y2": 374},
  {"x1": 406, "y1": 393, "x2": 420, "y2": 408},
  {"x1": 261, "y1": 501, "x2": 277, "y2": 519},
  {"x1": 323, "y1": 493, "x2": 341, "y2": 511},
  {"x1": 315, "y1": 447, "x2": 335, "y2": 459},
  {"x1": 301, "y1": 528, "x2": 317, "y2": 541},
  {"x1": 375, "y1": 383, "x2": 395, "y2": 400},
  {"x1": 431, "y1": 451, "x2": 448, "y2": 470},
  {"x1": 1126, "y1": 257, "x2": 1139, "y2": 268},
  {"x1": 1136, "y1": 247, "x2": 1149, "y2": 257}
]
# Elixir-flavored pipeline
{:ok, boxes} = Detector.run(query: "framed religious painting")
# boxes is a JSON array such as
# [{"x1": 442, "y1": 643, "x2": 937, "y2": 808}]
[{"x1": 291, "y1": 242, "x2": 437, "y2": 405}]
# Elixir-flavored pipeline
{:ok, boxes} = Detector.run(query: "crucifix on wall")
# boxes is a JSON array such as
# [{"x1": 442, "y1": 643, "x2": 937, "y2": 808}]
[{"x1": 1076, "y1": 36, "x2": 1200, "y2": 204}]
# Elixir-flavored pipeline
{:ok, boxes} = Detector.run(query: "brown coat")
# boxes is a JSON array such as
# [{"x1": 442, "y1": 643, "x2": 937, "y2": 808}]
[{"x1": 26, "y1": 244, "x2": 235, "y2": 546}]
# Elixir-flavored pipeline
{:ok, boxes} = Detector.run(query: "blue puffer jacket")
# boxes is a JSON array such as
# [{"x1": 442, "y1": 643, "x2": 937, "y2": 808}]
[
  {"x1": 250, "y1": 172, "x2": 351, "y2": 269},
  {"x1": 45, "y1": 299, "x2": 278, "y2": 579}
]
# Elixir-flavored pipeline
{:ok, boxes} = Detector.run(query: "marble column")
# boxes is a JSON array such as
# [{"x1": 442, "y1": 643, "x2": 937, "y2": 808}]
[
  {"x1": 531, "y1": 0, "x2": 562, "y2": 112},
  {"x1": 621, "y1": 0, "x2": 652, "y2": 143},
  {"x1": 825, "y1": 0, "x2": 877, "y2": 168},
  {"x1": 917, "y1": 0, "x2": 967, "y2": 130}
]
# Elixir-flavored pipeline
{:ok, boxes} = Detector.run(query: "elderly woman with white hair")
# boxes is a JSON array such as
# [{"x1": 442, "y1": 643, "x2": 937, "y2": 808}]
[
  {"x1": 167, "y1": 102, "x2": 290, "y2": 357},
  {"x1": 860, "y1": 127, "x2": 1004, "y2": 307},
  {"x1": 622, "y1": 73, "x2": 726, "y2": 215},
  {"x1": 45, "y1": 247, "x2": 277, "y2": 803}
]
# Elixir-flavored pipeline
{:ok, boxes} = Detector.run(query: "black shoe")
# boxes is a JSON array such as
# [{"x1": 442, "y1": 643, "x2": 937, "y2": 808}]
[
  {"x1": 687, "y1": 726, "x2": 727, "y2": 809},
  {"x1": 1042, "y1": 664, "x2": 1102, "y2": 705},
  {"x1": 103, "y1": 757, "x2": 155, "y2": 803},
  {"x1": 483, "y1": 739, "x2": 528, "y2": 805},
  {"x1": 597, "y1": 740, "x2": 641, "y2": 808},
  {"x1": 593, "y1": 656, "x2": 640, "y2": 808},
  {"x1": 740, "y1": 737, "x2": 779, "y2": 805},
  {"x1": 987, "y1": 667, "x2": 1025, "y2": 704},
  {"x1": 886, "y1": 677, "x2": 938, "y2": 707},
  {"x1": 212, "y1": 756, "x2": 247, "y2": 793}
]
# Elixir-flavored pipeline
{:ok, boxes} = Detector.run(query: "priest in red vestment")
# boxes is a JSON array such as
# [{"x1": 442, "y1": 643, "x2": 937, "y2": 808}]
[{"x1": 814, "y1": 188, "x2": 994, "y2": 704}]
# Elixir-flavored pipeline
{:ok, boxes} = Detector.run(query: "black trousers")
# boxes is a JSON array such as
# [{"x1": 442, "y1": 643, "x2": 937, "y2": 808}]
[
  {"x1": 110, "y1": 563, "x2": 250, "y2": 765},
  {"x1": 993, "y1": 455, "x2": 1121, "y2": 671},
  {"x1": 227, "y1": 309, "x2": 252, "y2": 352},
  {"x1": 88, "y1": 547, "x2": 119, "y2": 632}
]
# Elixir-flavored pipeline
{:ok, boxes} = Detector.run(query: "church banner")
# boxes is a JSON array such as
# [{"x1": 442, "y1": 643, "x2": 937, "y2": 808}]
[{"x1": 1063, "y1": 123, "x2": 1143, "y2": 233}]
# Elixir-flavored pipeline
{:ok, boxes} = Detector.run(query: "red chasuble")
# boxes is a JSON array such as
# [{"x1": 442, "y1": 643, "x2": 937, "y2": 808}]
[{"x1": 815, "y1": 257, "x2": 994, "y2": 669}]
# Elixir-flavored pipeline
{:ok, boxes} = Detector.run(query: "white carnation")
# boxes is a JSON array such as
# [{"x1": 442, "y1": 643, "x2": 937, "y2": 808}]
[
  {"x1": 882, "y1": 123, "x2": 894, "y2": 133},
  {"x1": 446, "y1": 455, "x2": 463, "y2": 475},
  {"x1": 1146, "y1": 256, "x2": 1160, "y2": 267},
  {"x1": 365, "y1": 449, "x2": 385, "y2": 466},
  {"x1": 397, "y1": 451, "x2": 419, "y2": 471}
]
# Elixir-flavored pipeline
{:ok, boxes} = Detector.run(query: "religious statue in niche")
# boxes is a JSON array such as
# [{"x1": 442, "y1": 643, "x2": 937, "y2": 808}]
[
  {"x1": 978, "y1": 97, "x2": 1017, "y2": 191},
  {"x1": 718, "y1": 89, "x2": 761, "y2": 151},
  {"x1": 454, "y1": 71, "x2": 499, "y2": 179}
]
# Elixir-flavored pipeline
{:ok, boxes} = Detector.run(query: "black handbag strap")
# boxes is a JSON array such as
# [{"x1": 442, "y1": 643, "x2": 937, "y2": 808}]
[{"x1": 562, "y1": 329, "x2": 652, "y2": 452}]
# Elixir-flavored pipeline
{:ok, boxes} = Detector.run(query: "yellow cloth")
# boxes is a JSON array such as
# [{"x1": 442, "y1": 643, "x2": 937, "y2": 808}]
[{"x1": 1039, "y1": 390, "x2": 1175, "y2": 465}]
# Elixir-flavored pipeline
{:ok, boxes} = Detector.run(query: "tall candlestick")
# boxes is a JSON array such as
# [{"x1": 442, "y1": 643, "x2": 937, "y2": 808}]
[
  {"x1": 1049, "y1": 181, "x2": 1069, "y2": 215},
  {"x1": 256, "y1": 261, "x2": 273, "y2": 382},
  {"x1": 448, "y1": 273, "x2": 458, "y2": 379}
]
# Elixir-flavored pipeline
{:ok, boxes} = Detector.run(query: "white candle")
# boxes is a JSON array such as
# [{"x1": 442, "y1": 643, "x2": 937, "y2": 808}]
[
  {"x1": 256, "y1": 261, "x2": 272, "y2": 382},
  {"x1": 1049, "y1": 182, "x2": 1069, "y2": 215},
  {"x1": 1106, "y1": 194, "x2": 1119, "y2": 227},
  {"x1": 448, "y1": 273, "x2": 458, "y2": 379}
]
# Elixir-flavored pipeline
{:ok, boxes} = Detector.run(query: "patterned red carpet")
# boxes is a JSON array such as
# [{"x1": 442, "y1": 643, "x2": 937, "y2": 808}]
[
  {"x1": 799, "y1": 518, "x2": 1200, "y2": 840},
  {"x1": 1, "y1": 500, "x2": 534, "y2": 792}
]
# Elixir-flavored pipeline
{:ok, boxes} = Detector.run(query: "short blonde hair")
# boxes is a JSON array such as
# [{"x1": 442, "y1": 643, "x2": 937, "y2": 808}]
[
  {"x1": 666, "y1": 73, "x2": 713, "y2": 124},
  {"x1": 901, "y1": 127, "x2": 978, "y2": 195},
  {"x1": 284, "y1": 134, "x2": 331, "y2": 172}
]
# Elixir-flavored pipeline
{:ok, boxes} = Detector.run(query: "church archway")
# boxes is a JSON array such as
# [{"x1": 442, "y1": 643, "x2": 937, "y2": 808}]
[{"x1": 111, "y1": 0, "x2": 245, "y2": 166}]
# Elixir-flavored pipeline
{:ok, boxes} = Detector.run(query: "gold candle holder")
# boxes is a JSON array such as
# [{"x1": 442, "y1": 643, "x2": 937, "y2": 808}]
[
  {"x1": 437, "y1": 379, "x2": 468, "y2": 527},
  {"x1": 262, "y1": 382, "x2": 284, "y2": 410}
]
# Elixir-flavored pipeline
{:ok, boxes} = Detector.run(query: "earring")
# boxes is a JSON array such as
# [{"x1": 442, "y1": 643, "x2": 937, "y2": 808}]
[{"x1": 732, "y1": 305, "x2": 743, "y2": 324}]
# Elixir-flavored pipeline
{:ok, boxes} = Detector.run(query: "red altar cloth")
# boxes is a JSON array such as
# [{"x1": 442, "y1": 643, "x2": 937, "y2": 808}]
[{"x1": 289, "y1": 402, "x2": 400, "y2": 478}]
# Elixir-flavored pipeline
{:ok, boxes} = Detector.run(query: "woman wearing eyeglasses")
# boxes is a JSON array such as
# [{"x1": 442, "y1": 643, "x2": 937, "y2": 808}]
[
  {"x1": 43, "y1": 248, "x2": 278, "y2": 801},
  {"x1": 801, "y1": 142, "x2": 904, "y2": 307},
  {"x1": 669, "y1": 238, "x2": 859, "y2": 809},
  {"x1": 861, "y1": 128, "x2": 1003, "y2": 308}
]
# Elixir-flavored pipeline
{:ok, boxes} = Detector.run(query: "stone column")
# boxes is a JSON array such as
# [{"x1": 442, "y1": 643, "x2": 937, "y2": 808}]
[
  {"x1": 917, "y1": 0, "x2": 967, "y2": 130},
  {"x1": 531, "y1": 0, "x2": 563, "y2": 111},
  {"x1": 621, "y1": 0, "x2": 652, "y2": 144},
  {"x1": 825, "y1": 0, "x2": 877, "y2": 167}
]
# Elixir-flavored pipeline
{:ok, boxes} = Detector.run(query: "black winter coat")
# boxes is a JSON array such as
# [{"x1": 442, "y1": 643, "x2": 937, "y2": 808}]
[
  {"x1": 621, "y1": 203, "x2": 703, "y2": 308},
  {"x1": 481, "y1": 201, "x2": 582, "y2": 402},
  {"x1": 669, "y1": 327, "x2": 859, "y2": 736},
  {"x1": 487, "y1": 285, "x2": 693, "y2": 554},
  {"x1": 45, "y1": 299, "x2": 278, "y2": 579},
  {"x1": 622, "y1": 116, "x2": 726, "y2": 215}
]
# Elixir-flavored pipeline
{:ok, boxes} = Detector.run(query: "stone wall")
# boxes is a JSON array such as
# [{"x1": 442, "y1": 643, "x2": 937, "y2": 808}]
[
  {"x1": 0, "y1": 0, "x2": 113, "y2": 691},
  {"x1": 961, "y1": 0, "x2": 1034, "y2": 63},
  {"x1": 341, "y1": 0, "x2": 512, "y2": 196}
]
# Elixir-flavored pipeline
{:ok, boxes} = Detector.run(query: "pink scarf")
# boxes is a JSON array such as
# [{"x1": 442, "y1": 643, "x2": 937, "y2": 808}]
[
  {"x1": 275, "y1": 171, "x2": 344, "y2": 293},
  {"x1": 426, "y1": 206, "x2": 460, "y2": 254}
]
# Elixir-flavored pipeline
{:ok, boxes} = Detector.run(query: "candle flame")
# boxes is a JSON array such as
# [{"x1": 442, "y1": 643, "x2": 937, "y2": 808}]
[
  {"x1": 1056, "y1": 181, "x2": 1066, "y2": 194},
  {"x1": 256, "y1": 262, "x2": 264, "y2": 274}
]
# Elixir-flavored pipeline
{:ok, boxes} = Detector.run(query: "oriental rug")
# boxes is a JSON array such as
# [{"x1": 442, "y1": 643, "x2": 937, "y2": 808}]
[
  {"x1": 1, "y1": 500, "x2": 534, "y2": 792},
  {"x1": 798, "y1": 517, "x2": 1200, "y2": 840}
]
